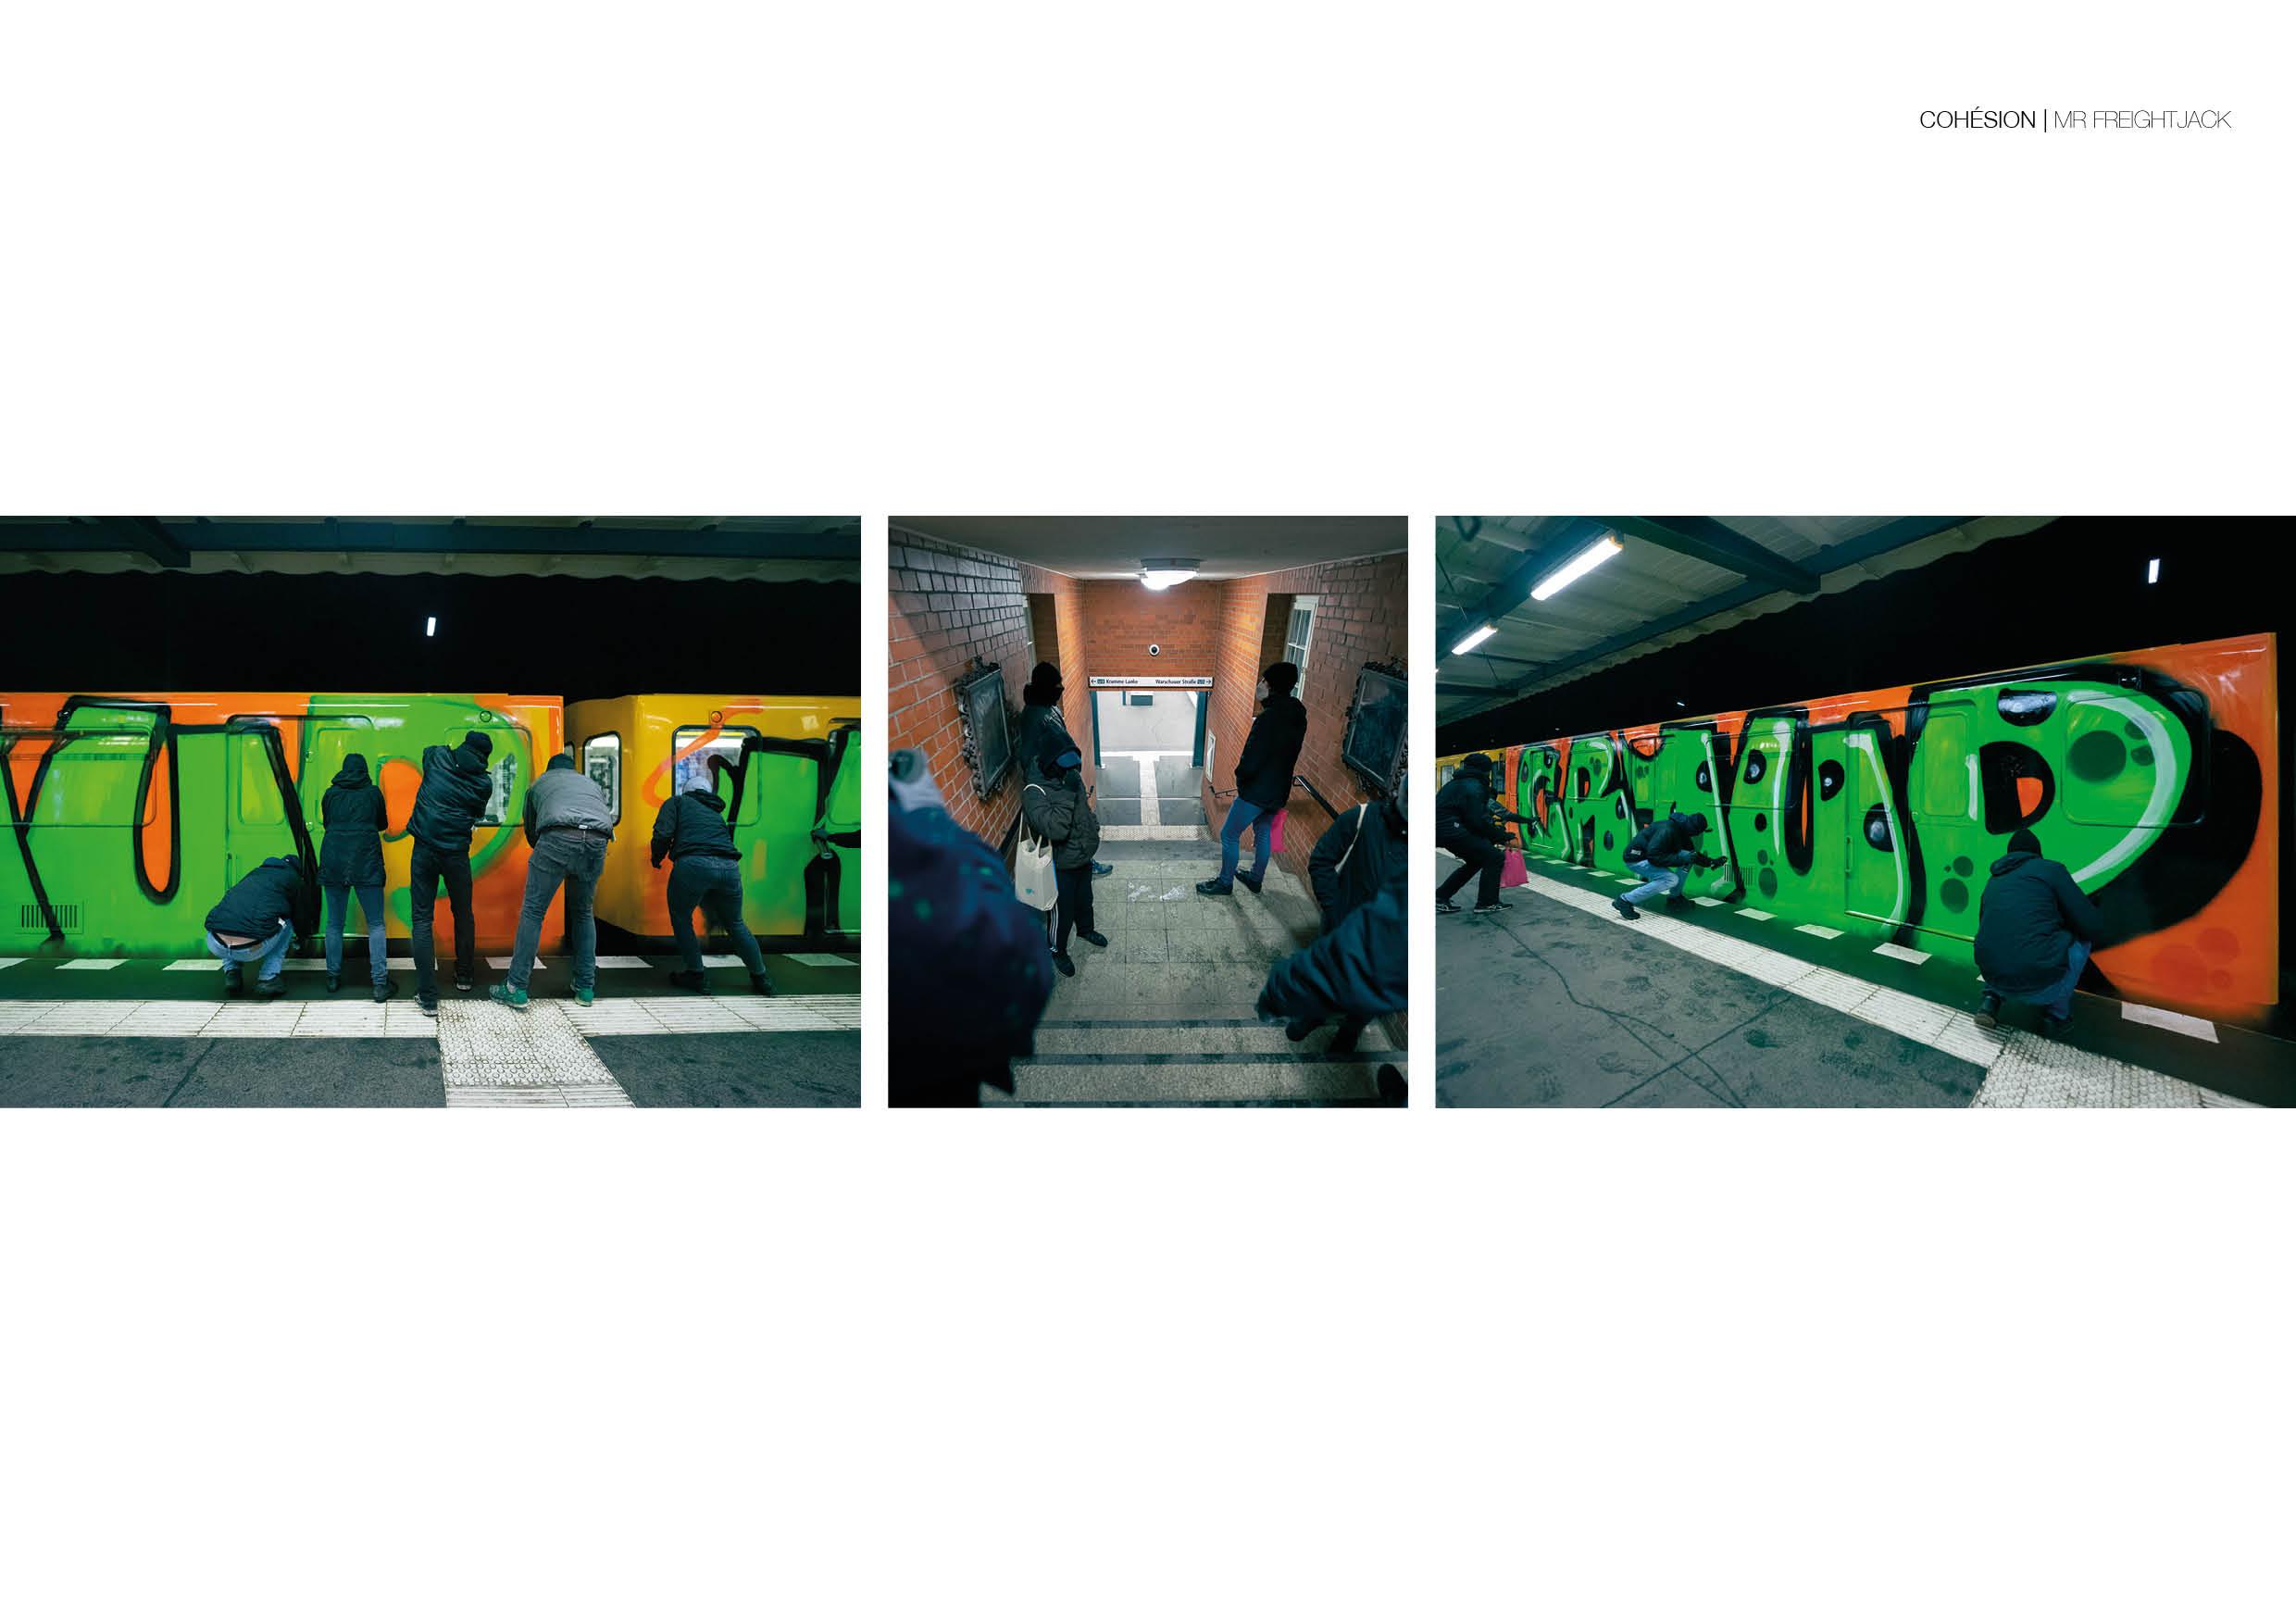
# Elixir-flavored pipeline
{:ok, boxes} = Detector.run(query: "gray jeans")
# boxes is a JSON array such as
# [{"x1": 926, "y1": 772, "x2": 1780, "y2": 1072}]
[
  {"x1": 506, "y1": 828, "x2": 608, "y2": 992},
  {"x1": 668, "y1": 855, "x2": 767, "y2": 978}
]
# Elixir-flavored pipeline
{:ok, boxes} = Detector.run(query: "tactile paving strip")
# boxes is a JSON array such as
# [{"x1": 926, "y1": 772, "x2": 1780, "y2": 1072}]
[
  {"x1": 436, "y1": 1001, "x2": 635, "y2": 1107},
  {"x1": 565, "y1": 994, "x2": 862, "y2": 1037},
  {"x1": 0, "y1": 999, "x2": 434, "y2": 1038},
  {"x1": 1974, "y1": 1034, "x2": 2203, "y2": 1108}
]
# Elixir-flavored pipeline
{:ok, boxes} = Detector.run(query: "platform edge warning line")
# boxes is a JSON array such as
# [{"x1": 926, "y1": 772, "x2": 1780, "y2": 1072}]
[{"x1": 437, "y1": 1001, "x2": 634, "y2": 1107}]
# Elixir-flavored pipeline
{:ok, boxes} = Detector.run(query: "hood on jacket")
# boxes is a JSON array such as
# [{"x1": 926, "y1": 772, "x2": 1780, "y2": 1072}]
[
  {"x1": 544, "y1": 751, "x2": 578, "y2": 773},
  {"x1": 260, "y1": 854, "x2": 305, "y2": 878},
  {"x1": 1022, "y1": 661, "x2": 1064, "y2": 706},
  {"x1": 2007, "y1": 828, "x2": 2042, "y2": 857},
  {"x1": 1678, "y1": 811, "x2": 1708, "y2": 835},
  {"x1": 686, "y1": 786, "x2": 728, "y2": 815},
  {"x1": 459, "y1": 730, "x2": 494, "y2": 764},
  {"x1": 1990, "y1": 849, "x2": 2044, "y2": 878},
  {"x1": 1459, "y1": 753, "x2": 1494, "y2": 781},
  {"x1": 331, "y1": 754, "x2": 371, "y2": 788}
]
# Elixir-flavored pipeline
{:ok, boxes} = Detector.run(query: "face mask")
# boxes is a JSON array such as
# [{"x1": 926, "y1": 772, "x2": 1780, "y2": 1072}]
[{"x1": 1256, "y1": 681, "x2": 1269, "y2": 702}]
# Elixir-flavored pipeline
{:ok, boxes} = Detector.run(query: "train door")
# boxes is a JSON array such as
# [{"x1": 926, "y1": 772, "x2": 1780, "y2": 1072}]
[
  {"x1": 817, "y1": 726, "x2": 861, "y2": 938},
  {"x1": 1840, "y1": 718, "x2": 1913, "y2": 934},
  {"x1": 293, "y1": 715, "x2": 380, "y2": 851},
  {"x1": 224, "y1": 718, "x2": 312, "y2": 894},
  {"x1": 1903, "y1": 702, "x2": 1985, "y2": 947},
  {"x1": 726, "y1": 737, "x2": 825, "y2": 941}
]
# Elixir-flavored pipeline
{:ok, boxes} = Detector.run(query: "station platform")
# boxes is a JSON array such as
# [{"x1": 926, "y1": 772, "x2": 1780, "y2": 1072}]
[
  {"x1": 992, "y1": 835, "x2": 1404, "y2": 1106},
  {"x1": 0, "y1": 948, "x2": 859, "y2": 1107},
  {"x1": 1437, "y1": 856, "x2": 2286, "y2": 1108}
]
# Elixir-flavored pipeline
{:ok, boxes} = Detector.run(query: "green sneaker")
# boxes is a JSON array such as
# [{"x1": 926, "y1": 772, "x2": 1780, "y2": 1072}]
[
  {"x1": 574, "y1": 987, "x2": 594, "y2": 1007},
  {"x1": 487, "y1": 983, "x2": 529, "y2": 1009}
]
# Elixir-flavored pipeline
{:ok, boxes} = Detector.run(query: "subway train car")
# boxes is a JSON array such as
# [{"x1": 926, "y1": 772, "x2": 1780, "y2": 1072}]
[
  {"x1": 565, "y1": 694, "x2": 861, "y2": 947},
  {"x1": 0, "y1": 692, "x2": 564, "y2": 957},
  {"x1": 1439, "y1": 632, "x2": 2281, "y2": 1026}
]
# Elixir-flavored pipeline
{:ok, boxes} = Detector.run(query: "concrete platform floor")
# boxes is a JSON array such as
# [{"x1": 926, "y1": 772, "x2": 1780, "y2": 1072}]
[
  {"x1": 1437, "y1": 856, "x2": 2273, "y2": 1108},
  {"x1": 992, "y1": 838, "x2": 1404, "y2": 1106}
]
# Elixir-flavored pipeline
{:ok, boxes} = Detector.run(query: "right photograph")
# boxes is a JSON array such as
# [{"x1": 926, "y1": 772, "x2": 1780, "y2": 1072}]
[{"x1": 1435, "y1": 518, "x2": 2288, "y2": 1108}]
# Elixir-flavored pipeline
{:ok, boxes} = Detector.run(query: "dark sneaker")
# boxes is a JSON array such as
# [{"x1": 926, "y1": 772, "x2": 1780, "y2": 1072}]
[
  {"x1": 1435, "y1": 900, "x2": 1462, "y2": 915},
  {"x1": 1329, "y1": 1024, "x2": 1363, "y2": 1057},
  {"x1": 1195, "y1": 880, "x2": 1233, "y2": 897},
  {"x1": 1284, "y1": 1017, "x2": 1318, "y2": 1043},
  {"x1": 748, "y1": 974, "x2": 774, "y2": 998},
  {"x1": 1664, "y1": 894, "x2": 1691, "y2": 911},
  {"x1": 1079, "y1": 929, "x2": 1108, "y2": 947},
  {"x1": 1052, "y1": 951, "x2": 1077, "y2": 977},
  {"x1": 1613, "y1": 899, "x2": 1641, "y2": 921},
  {"x1": 454, "y1": 973, "x2": 474, "y2": 993},
  {"x1": 418, "y1": 995, "x2": 439, "y2": 1018},
  {"x1": 1375, "y1": 1064, "x2": 1407, "y2": 1106},
  {"x1": 1975, "y1": 993, "x2": 2001, "y2": 1031},
  {"x1": 372, "y1": 977, "x2": 397, "y2": 1005},
  {"x1": 254, "y1": 976, "x2": 286, "y2": 999},
  {"x1": 668, "y1": 969, "x2": 709, "y2": 994},
  {"x1": 1237, "y1": 873, "x2": 1264, "y2": 895},
  {"x1": 575, "y1": 987, "x2": 595, "y2": 1006},
  {"x1": 2040, "y1": 1014, "x2": 2074, "y2": 1041},
  {"x1": 1472, "y1": 902, "x2": 1511, "y2": 915},
  {"x1": 326, "y1": 973, "x2": 341, "y2": 993},
  {"x1": 487, "y1": 983, "x2": 529, "y2": 1009},
  {"x1": 1091, "y1": 860, "x2": 1113, "y2": 877},
  {"x1": 222, "y1": 964, "x2": 244, "y2": 996}
]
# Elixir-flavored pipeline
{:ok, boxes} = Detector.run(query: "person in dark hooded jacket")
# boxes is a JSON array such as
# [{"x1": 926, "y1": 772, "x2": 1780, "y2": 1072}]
[
  {"x1": 1434, "y1": 754, "x2": 1531, "y2": 914},
  {"x1": 1018, "y1": 661, "x2": 1111, "y2": 878},
  {"x1": 490, "y1": 751, "x2": 618, "y2": 1008},
  {"x1": 1614, "y1": 809, "x2": 1723, "y2": 920},
  {"x1": 406, "y1": 730, "x2": 496, "y2": 1015},
  {"x1": 648, "y1": 774, "x2": 774, "y2": 997},
  {"x1": 1257, "y1": 862, "x2": 1407, "y2": 1101},
  {"x1": 318, "y1": 752, "x2": 395, "y2": 1001},
  {"x1": 1975, "y1": 828, "x2": 2106, "y2": 1034},
  {"x1": 1291, "y1": 781, "x2": 1406, "y2": 1053},
  {"x1": 204, "y1": 854, "x2": 314, "y2": 997},
  {"x1": 1198, "y1": 661, "x2": 1307, "y2": 897},
  {"x1": 1021, "y1": 743, "x2": 1104, "y2": 976}
]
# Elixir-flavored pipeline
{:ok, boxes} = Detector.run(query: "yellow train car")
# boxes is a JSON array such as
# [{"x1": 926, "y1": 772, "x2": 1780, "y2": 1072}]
[{"x1": 566, "y1": 694, "x2": 861, "y2": 946}]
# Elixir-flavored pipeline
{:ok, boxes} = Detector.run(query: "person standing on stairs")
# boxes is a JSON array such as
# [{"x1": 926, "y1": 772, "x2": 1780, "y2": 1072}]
[
  {"x1": 318, "y1": 751, "x2": 396, "y2": 1002},
  {"x1": 406, "y1": 729, "x2": 496, "y2": 1017},
  {"x1": 644, "y1": 768, "x2": 779, "y2": 1000},
  {"x1": 489, "y1": 751, "x2": 621, "y2": 1009},
  {"x1": 1019, "y1": 661, "x2": 1111, "y2": 878},
  {"x1": 1433, "y1": 753, "x2": 1530, "y2": 915},
  {"x1": 1973, "y1": 827, "x2": 2105, "y2": 1039},
  {"x1": 1287, "y1": 780, "x2": 1406, "y2": 1054},
  {"x1": 1197, "y1": 661, "x2": 1306, "y2": 897},
  {"x1": 1612, "y1": 810, "x2": 1722, "y2": 921},
  {"x1": 1021, "y1": 743, "x2": 1104, "y2": 977}
]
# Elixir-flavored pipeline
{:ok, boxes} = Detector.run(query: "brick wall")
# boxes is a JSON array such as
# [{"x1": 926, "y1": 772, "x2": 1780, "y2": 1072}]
[
  {"x1": 887, "y1": 526, "x2": 1089, "y2": 849},
  {"x1": 1079, "y1": 577, "x2": 1222, "y2": 681},
  {"x1": 1202, "y1": 553, "x2": 1408, "y2": 877}
]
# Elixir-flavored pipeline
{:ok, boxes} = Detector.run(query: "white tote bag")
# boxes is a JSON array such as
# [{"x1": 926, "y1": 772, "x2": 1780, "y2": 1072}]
[{"x1": 1014, "y1": 785, "x2": 1057, "y2": 912}]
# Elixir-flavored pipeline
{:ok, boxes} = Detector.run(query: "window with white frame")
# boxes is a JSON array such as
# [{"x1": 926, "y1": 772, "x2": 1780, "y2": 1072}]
[{"x1": 1283, "y1": 595, "x2": 1317, "y2": 677}]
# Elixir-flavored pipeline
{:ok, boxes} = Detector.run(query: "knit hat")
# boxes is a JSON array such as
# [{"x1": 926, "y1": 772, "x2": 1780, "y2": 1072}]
[
  {"x1": 460, "y1": 731, "x2": 493, "y2": 762},
  {"x1": 2007, "y1": 828, "x2": 2042, "y2": 856}
]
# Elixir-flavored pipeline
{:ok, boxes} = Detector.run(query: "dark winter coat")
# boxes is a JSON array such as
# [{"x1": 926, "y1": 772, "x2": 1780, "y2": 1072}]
[
  {"x1": 1017, "y1": 701, "x2": 1079, "y2": 773},
  {"x1": 406, "y1": 742, "x2": 494, "y2": 850},
  {"x1": 652, "y1": 787, "x2": 742, "y2": 867},
  {"x1": 1233, "y1": 693, "x2": 1307, "y2": 809},
  {"x1": 1975, "y1": 850, "x2": 2106, "y2": 997},
  {"x1": 1022, "y1": 768, "x2": 1102, "y2": 868},
  {"x1": 1625, "y1": 813, "x2": 1705, "y2": 868},
  {"x1": 523, "y1": 756, "x2": 614, "y2": 843},
  {"x1": 1308, "y1": 801, "x2": 1404, "y2": 927},
  {"x1": 317, "y1": 755, "x2": 388, "y2": 887},
  {"x1": 1435, "y1": 768, "x2": 1509, "y2": 842},
  {"x1": 1260, "y1": 865, "x2": 1406, "y2": 1023},
  {"x1": 206, "y1": 855, "x2": 315, "y2": 943}
]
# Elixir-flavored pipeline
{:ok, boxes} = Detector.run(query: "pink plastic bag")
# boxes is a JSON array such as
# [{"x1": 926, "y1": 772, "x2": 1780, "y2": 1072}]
[
  {"x1": 1267, "y1": 808, "x2": 1288, "y2": 854},
  {"x1": 1500, "y1": 846, "x2": 1529, "y2": 889}
]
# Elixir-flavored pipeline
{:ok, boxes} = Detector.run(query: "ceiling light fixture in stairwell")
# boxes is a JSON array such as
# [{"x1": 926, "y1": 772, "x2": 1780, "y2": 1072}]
[{"x1": 1138, "y1": 558, "x2": 1200, "y2": 590}]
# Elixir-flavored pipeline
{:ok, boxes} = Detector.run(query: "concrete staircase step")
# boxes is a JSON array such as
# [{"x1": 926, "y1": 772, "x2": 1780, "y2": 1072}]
[{"x1": 1002, "y1": 1053, "x2": 1392, "y2": 1105}]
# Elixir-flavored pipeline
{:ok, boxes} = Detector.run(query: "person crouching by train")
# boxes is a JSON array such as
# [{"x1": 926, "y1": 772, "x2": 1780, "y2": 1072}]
[
  {"x1": 648, "y1": 774, "x2": 776, "y2": 997},
  {"x1": 406, "y1": 729, "x2": 494, "y2": 1017},
  {"x1": 1290, "y1": 779, "x2": 1406, "y2": 1054},
  {"x1": 1022, "y1": 743, "x2": 1104, "y2": 977},
  {"x1": 1613, "y1": 810, "x2": 1723, "y2": 920},
  {"x1": 491, "y1": 752, "x2": 617, "y2": 1008},
  {"x1": 1257, "y1": 863, "x2": 1407, "y2": 1104},
  {"x1": 204, "y1": 854, "x2": 318, "y2": 999},
  {"x1": 1974, "y1": 828, "x2": 2105, "y2": 1040},
  {"x1": 1433, "y1": 753, "x2": 1530, "y2": 915},
  {"x1": 318, "y1": 751, "x2": 396, "y2": 1003}
]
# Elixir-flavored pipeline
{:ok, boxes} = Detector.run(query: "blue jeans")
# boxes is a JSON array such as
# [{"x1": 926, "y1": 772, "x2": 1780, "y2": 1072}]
[
  {"x1": 206, "y1": 920, "x2": 292, "y2": 983},
  {"x1": 507, "y1": 829, "x2": 608, "y2": 992},
  {"x1": 1988, "y1": 939, "x2": 2091, "y2": 1022},
  {"x1": 324, "y1": 881, "x2": 390, "y2": 986},
  {"x1": 1217, "y1": 797, "x2": 1276, "y2": 886},
  {"x1": 1619, "y1": 858, "x2": 1684, "y2": 908},
  {"x1": 667, "y1": 855, "x2": 767, "y2": 979}
]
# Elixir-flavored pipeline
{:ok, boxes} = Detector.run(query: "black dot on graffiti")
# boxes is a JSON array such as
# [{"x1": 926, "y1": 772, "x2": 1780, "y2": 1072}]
[
  {"x1": 2123, "y1": 721, "x2": 2146, "y2": 740},
  {"x1": 2131, "y1": 743, "x2": 2153, "y2": 767},
  {"x1": 2069, "y1": 731, "x2": 2126, "y2": 781},
  {"x1": 1757, "y1": 848, "x2": 1770, "y2": 865},
  {"x1": 1743, "y1": 752, "x2": 1766, "y2": 785},
  {"x1": 1863, "y1": 806, "x2": 1892, "y2": 852},
  {"x1": 1603, "y1": 831, "x2": 1613, "y2": 850},
  {"x1": 1940, "y1": 878, "x2": 1968, "y2": 912},
  {"x1": 1758, "y1": 868, "x2": 1778, "y2": 897},
  {"x1": 1695, "y1": 764, "x2": 1711, "y2": 791},
  {"x1": 1952, "y1": 856, "x2": 1973, "y2": 878},
  {"x1": 1817, "y1": 761, "x2": 1843, "y2": 801},
  {"x1": 1753, "y1": 812, "x2": 1767, "y2": 831}
]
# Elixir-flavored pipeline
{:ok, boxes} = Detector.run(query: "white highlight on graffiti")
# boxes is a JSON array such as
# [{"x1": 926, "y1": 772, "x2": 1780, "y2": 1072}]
[
  {"x1": 2063, "y1": 690, "x2": 2177, "y2": 888},
  {"x1": 1965, "y1": 755, "x2": 1981, "y2": 820},
  {"x1": 1845, "y1": 731, "x2": 1908, "y2": 927}
]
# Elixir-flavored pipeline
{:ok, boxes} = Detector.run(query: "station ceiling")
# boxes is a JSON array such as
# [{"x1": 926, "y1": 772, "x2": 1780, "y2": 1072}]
[
  {"x1": 892, "y1": 516, "x2": 1405, "y2": 579},
  {"x1": 1435, "y1": 516, "x2": 2056, "y2": 728},
  {"x1": 0, "y1": 517, "x2": 861, "y2": 583}
]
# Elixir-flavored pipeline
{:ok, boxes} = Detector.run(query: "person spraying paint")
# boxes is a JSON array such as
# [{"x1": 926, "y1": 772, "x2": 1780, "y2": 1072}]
[
  {"x1": 1433, "y1": 753, "x2": 1530, "y2": 915},
  {"x1": 1198, "y1": 661, "x2": 1307, "y2": 897},
  {"x1": 646, "y1": 767, "x2": 776, "y2": 999},
  {"x1": 489, "y1": 750, "x2": 619, "y2": 1008},
  {"x1": 318, "y1": 751, "x2": 395, "y2": 1002},
  {"x1": 1973, "y1": 827, "x2": 2105, "y2": 1039},
  {"x1": 406, "y1": 729, "x2": 496, "y2": 1016},
  {"x1": 1613, "y1": 809, "x2": 1723, "y2": 920}
]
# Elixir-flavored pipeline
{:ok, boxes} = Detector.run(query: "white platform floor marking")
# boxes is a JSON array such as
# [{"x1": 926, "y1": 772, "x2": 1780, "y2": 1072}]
[
  {"x1": 0, "y1": 1000, "x2": 434, "y2": 1038},
  {"x1": 787, "y1": 953, "x2": 858, "y2": 968},
  {"x1": 1691, "y1": 896, "x2": 1727, "y2": 907},
  {"x1": 436, "y1": 1000, "x2": 633, "y2": 1106},
  {"x1": 1735, "y1": 909, "x2": 1775, "y2": 921},
  {"x1": 567, "y1": 994, "x2": 863, "y2": 1037},
  {"x1": 0, "y1": 958, "x2": 23, "y2": 971},
  {"x1": 485, "y1": 956, "x2": 543, "y2": 969},
  {"x1": 2122, "y1": 1003, "x2": 2220, "y2": 1043},
  {"x1": 593, "y1": 956, "x2": 653, "y2": 969},
  {"x1": 1873, "y1": 943, "x2": 1933, "y2": 966},
  {"x1": 1793, "y1": 924, "x2": 1844, "y2": 940},
  {"x1": 61, "y1": 958, "x2": 127, "y2": 970}
]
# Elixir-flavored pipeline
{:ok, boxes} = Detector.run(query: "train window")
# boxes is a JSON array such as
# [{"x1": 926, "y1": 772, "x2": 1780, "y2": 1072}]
[
  {"x1": 233, "y1": 730, "x2": 286, "y2": 829},
  {"x1": 1915, "y1": 707, "x2": 1977, "y2": 820},
  {"x1": 673, "y1": 725, "x2": 759, "y2": 798},
  {"x1": 475, "y1": 725, "x2": 528, "y2": 827},
  {"x1": 583, "y1": 733, "x2": 622, "y2": 823}
]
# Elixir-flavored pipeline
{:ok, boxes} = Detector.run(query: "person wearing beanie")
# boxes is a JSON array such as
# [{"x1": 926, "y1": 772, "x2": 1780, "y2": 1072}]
[
  {"x1": 490, "y1": 749, "x2": 619, "y2": 1009},
  {"x1": 1614, "y1": 807, "x2": 1723, "y2": 920},
  {"x1": 1433, "y1": 753, "x2": 1532, "y2": 914},
  {"x1": 1020, "y1": 741, "x2": 1104, "y2": 976},
  {"x1": 1018, "y1": 660, "x2": 1111, "y2": 878},
  {"x1": 1197, "y1": 661, "x2": 1308, "y2": 897},
  {"x1": 406, "y1": 725, "x2": 500, "y2": 1015},
  {"x1": 317, "y1": 750, "x2": 394, "y2": 1001},
  {"x1": 1974, "y1": 826, "x2": 2106, "y2": 1037}
]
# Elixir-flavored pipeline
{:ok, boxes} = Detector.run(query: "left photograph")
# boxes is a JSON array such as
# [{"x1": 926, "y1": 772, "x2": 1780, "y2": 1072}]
[{"x1": 0, "y1": 518, "x2": 859, "y2": 1107}]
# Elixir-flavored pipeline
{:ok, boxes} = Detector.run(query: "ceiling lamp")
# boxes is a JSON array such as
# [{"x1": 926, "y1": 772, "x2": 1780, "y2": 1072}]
[
  {"x1": 1139, "y1": 557, "x2": 1200, "y2": 590},
  {"x1": 1529, "y1": 533, "x2": 1623, "y2": 601}
]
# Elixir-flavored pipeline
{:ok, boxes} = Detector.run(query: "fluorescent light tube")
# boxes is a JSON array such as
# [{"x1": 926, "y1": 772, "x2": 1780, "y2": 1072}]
[
  {"x1": 1450, "y1": 623, "x2": 1498, "y2": 656},
  {"x1": 1529, "y1": 535, "x2": 1623, "y2": 601}
]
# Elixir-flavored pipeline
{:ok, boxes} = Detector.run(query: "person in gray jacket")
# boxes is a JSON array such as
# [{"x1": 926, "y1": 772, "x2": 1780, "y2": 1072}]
[
  {"x1": 651, "y1": 781, "x2": 775, "y2": 996},
  {"x1": 490, "y1": 752, "x2": 614, "y2": 1008}
]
